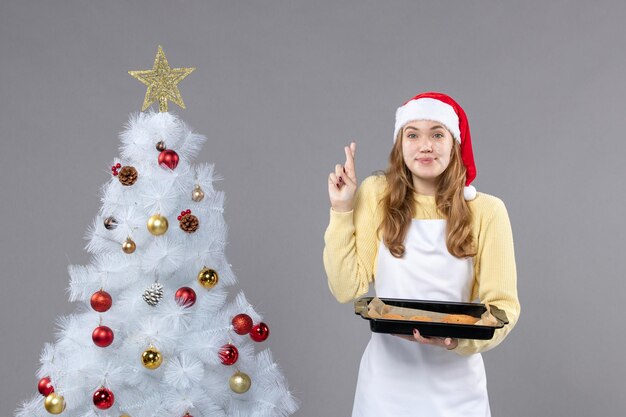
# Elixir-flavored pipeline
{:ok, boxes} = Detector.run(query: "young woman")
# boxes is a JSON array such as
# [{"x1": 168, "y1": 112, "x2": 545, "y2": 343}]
[{"x1": 323, "y1": 92, "x2": 520, "y2": 416}]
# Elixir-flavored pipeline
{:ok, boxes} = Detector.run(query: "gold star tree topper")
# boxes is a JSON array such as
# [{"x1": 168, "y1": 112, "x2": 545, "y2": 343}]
[{"x1": 129, "y1": 46, "x2": 195, "y2": 112}]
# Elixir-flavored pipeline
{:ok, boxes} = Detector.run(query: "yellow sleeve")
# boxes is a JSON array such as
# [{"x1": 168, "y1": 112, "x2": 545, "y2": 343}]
[
  {"x1": 323, "y1": 176, "x2": 382, "y2": 303},
  {"x1": 454, "y1": 197, "x2": 520, "y2": 356}
]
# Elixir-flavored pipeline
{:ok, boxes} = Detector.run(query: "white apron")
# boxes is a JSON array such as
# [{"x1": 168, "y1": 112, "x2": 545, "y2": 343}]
[{"x1": 352, "y1": 220, "x2": 490, "y2": 417}]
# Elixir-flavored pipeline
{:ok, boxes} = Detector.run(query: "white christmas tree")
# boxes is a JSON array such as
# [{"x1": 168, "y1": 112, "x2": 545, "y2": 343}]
[{"x1": 15, "y1": 46, "x2": 298, "y2": 417}]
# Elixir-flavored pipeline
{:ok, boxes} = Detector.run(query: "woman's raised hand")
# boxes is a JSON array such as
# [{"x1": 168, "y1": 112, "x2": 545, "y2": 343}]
[{"x1": 328, "y1": 141, "x2": 357, "y2": 212}]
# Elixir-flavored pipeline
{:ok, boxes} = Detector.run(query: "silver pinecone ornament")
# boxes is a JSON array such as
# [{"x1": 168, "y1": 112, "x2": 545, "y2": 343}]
[{"x1": 143, "y1": 282, "x2": 164, "y2": 306}]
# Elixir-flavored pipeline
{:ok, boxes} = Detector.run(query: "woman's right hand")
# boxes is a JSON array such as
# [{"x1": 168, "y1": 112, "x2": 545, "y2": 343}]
[{"x1": 328, "y1": 142, "x2": 357, "y2": 212}]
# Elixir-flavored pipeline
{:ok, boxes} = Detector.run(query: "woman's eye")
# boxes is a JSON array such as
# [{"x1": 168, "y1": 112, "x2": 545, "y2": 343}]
[
  {"x1": 407, "y1": 133, "x2": 416, "y2": 139},
  {"x1": 433, "y1": 133, "x2": 444, "y2": 139}
]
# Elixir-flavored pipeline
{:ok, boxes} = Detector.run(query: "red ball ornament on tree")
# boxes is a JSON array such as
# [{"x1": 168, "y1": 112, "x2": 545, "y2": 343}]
[
  {"x1": 158, "y1": 149, "x2": 179, "y2": 170},
  {"x1": 218, "y1": 343, "x2": 239, "y2": 366},
  {"x1": 90, "y1": 290, "x2": 112, "y2": 312},
  {"x1": 250, "y1": 322, "x2": 270, "y2": 342},
  {"x1": 92, "y1": 325, "x2": 114, "y2": 347},
  {"x1": 93, "y1": 387, "x2": 115, "y2": 409},
  {"x1": 38, "y1": 376, "x2": 54, "y2": 396},
  {"x1": 232, "y1": 314, "x2": 253, "y2": 335},
  {"x1": 175, "y1": 287, "x2": 197, "y2": 307}
]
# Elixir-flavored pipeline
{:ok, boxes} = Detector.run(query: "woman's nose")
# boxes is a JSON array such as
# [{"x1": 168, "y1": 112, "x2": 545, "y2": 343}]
[{"x1": 419, "y1": 140, "x2": 433, "y2": 152}]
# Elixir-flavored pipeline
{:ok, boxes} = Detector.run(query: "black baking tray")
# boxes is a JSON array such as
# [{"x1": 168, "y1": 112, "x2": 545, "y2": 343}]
[{"x1": 354, "y1": 297, "x2": 509, "y2": 340}]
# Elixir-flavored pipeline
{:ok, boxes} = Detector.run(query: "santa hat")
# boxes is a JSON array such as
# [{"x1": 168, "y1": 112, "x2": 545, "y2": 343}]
[{"x1": 394, "y1": 92, "x2": 477, "y2": 201}]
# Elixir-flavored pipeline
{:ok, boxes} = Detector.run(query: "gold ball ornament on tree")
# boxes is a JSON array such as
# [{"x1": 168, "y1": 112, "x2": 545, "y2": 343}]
[
  {"x1": 44, "y1": 392, "x2": 66, "y2": 414},
  {"x1": 197, "y1": 267, "x2": 219, "y2": 289},
  {"x1": 122, "y1": 237, "x2": 136, "y2": 254},
  {"x1": 229, "y1": 371, "x2": 252, "y2": 394},
  {"x1": 192, "y1": 185, "x2": 205, "y2": 202},
  {"x1": 147, "y1": 214, "x2": 168, "y2": 236},
  {"x1": 142, "y1": 346, "x2": 163, "y2": 369},
  {"x1": 156, "y1": 140, "x2": 166, "y2": 151}
]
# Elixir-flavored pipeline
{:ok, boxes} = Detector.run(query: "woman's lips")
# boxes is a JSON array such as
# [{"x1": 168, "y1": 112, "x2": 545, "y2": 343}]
[{"x1": 416, "y1": 158, "x2": 435, "y2": 164}]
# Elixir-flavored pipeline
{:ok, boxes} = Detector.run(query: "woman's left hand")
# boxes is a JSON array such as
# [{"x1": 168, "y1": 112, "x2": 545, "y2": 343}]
[{"x1": 393, "y1": 329, "x2": 458, "y2": 350}]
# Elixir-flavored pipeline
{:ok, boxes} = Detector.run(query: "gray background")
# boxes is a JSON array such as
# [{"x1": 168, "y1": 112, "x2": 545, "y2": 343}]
[{"x1": 1, "y1": 1, "x2": 625, "y2": 416}]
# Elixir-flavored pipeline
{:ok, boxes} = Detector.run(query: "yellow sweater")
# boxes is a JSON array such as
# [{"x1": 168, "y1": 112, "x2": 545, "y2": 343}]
[{"x1": 323, "y1": 175, "x2": 520, "y2": 356}]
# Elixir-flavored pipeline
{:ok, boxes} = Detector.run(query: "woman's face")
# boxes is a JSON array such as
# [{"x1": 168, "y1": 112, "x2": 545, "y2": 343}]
[{"x1": 401, "y1": 120, "x2": 454, "y2": 192}]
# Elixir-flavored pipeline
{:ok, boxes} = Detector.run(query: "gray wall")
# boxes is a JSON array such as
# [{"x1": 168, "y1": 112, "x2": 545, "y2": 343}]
[{"x1": 1, "y1": 1, "x2": 625, "y2": 416}]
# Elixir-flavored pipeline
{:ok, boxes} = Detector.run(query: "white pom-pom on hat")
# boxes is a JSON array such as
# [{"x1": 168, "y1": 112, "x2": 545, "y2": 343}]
[{"x1": 463, "y1": 185, "x2": 477, "y2": 201}]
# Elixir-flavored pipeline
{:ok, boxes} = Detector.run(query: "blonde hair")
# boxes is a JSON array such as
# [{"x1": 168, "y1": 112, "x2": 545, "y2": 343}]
[{"x1": 378, "y1": 129, "x2": 476, "y2": 258}]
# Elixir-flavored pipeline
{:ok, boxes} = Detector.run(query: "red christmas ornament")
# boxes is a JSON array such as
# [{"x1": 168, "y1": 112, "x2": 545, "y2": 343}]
[
  {"x1": 158, "y1": 149, "x2": 179, "y2": 170},
  {"x1": 175, "y1": 287, "x2": 197, "y2": 307},
  {"x1": 218, "y1": 343, "x2": 239, "y2": 366},
  {"x1": 111, "y1": 163, "x2": 122, "y2": 176},
  {"x1": 37, "y1": 376, "x2": 54, "y2": 396},
  {"x1": 93, "y1": 387, "x2": 115, "y2": 409},
  {"x1": 250, "y1": 322, "x2": 270, "y2": 342},
  {"x1": 232, "y1": 314, "x2": 253, "y2": 335},
  {"x1": 90, "y1": 290, "x2": 112, "y2": 312},
  {"x1": 92, "y1": 325, "x2": 114, "y2": 347},
  {"x1": 178, "y1": 209, "x2": 193, "y2": 221}
]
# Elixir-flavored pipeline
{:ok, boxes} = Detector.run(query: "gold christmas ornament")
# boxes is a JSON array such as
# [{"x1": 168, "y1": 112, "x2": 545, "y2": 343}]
[
  {"x1": 141, "y1": 346, "x2": 163, "y2": 369},
  {"x1": 122, "y1": 238, "x2": 136, "y2": 254},
  {"x1": 191, "y1": 184, "x2": 205, "y2": 202},
  {"x1": 44, "y1": 392, "x2": 66, "y2": 414},
  {"x1": 229, "y1": 371, "x2": 252, "y2": 394},
  {"x1": 197, "y1": 267, "x2": 219, "y2": 289},
  {"x1": 147, "y1": 214, "x2": 168, "y2": 236},
  {"x1": 156, "y1": 140, "x2": 166, "y2": 151},
  {"x1": 128, "y1": 46, "x2": 195, "y2": 112}
]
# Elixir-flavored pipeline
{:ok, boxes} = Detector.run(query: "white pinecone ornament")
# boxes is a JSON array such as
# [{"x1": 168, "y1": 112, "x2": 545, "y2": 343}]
[{"x1": 143, "y1": 282, "x2": 164, "y2": 306}]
